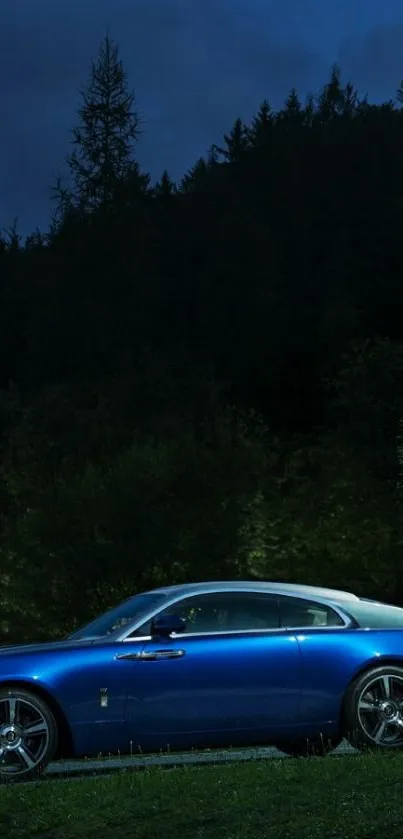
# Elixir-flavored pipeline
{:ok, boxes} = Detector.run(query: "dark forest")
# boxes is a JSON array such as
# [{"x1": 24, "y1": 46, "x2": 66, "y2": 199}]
[{"x1": 1, "y1": 36, "x2": 403, "y2": 642}]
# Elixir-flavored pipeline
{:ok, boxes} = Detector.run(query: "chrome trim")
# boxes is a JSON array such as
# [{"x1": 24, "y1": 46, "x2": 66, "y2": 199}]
[
  {"x1": 123, "y1": 628, "x2": 288, "y2": 643},
  {"x1": 122, "y1": 636, "x2": 151, "y2": 643},
  {"x1": 116, "y1": 648, "x2": 185, "y2": 659},
  {"x1": 116, "y1": 651, "x2": 143, "y2": 660},
  {"x1": 121, "y1": 624, "x2": 352, "y2": 643}
]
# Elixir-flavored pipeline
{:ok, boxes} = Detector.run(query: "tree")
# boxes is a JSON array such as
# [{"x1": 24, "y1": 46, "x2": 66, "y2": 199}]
[
  {"x1": 248, "y1": 100, "x2": 274, "y2": 148},
  {"x1": 55, "y1": 34, "x2": 141, "y2": 215},
  {"x1": 325, "y1": 337, "x2": 403, "y2": 471},
  {"x1": 215, "y1": 117, "x2": 250, "y2": 163},
  {"x1": 1, "y1": 218, "x2": 21, "y2": 252},
  {"x1": 180, "y1": 157, "x2": 210, "y2": 193},
  {"x1": 316, "y1": 64, "x2": 344, "y2": 121},
  {"x1": 0, "y1": 407, "x2": 273, "y2": 640},
  {"x1": 396, "y1": 80, "x2": 403, "y2": 106},
  {"x1": 315, "y1": 64, "x2": 360, "y2": 124},
  {"x1": 154, "y1": 170, "x2": 177, "y2": 198},
  {"x1": 279, "y1": 88, "x2": 304, "y2": 124}
]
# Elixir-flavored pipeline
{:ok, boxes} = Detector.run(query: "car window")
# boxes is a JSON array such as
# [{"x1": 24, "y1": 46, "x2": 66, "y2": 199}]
[
  {"x1": 69, "y1": 592, "x2": 168, "y2": 640},
  {"x1": 132, "y1": 592, "x2": 280, "y2": 636},
  {"x1": 279, "y1": 596, "x2": 344, "y2": 628}
]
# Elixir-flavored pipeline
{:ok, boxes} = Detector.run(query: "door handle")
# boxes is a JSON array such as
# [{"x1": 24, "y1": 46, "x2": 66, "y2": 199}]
[
  {"x1": 139, "y1": 649, "x2": 185, "y2": 661},
  {"x1": 115, "y1": 652, "x2": 143, "y2": 661},
  {"x1": 116, "y1": 649, "x2": 185, "y2": 661}
]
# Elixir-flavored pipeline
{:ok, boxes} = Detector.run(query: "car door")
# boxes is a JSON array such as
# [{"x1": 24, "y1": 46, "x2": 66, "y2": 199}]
[
  {"x1": 278, "y1": 594, "x2": 349, "y2": 728},
  {"x1": 122, "y1": 591, "x2": 302, "y2": 751}
]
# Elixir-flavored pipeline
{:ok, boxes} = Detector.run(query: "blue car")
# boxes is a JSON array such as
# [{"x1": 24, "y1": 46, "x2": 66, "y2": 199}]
[{"x1": 2, "y1": 580, "x2": 403, "y2": 781}]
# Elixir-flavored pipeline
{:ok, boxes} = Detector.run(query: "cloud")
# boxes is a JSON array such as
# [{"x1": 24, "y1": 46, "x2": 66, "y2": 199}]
[{"x1": 338, "y1": 23, "x2": 403, "y2": 99}]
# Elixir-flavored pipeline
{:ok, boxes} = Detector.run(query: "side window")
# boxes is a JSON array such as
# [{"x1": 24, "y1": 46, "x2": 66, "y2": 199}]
[
  {"x1": 279, "y1": 596, "x2": 344, "y2": 628},
  {"x1": 135, "y1": 592, "x2": 280, "y2": 635}
]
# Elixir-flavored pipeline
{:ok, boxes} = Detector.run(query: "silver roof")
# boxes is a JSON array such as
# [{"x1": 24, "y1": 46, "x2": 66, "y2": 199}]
[{"x1": 147, "y1": 581, "x2": 359, "y2": 603}]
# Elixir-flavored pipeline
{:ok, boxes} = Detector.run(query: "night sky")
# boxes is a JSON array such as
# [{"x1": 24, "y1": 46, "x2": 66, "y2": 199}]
[{"x1": 2, "y1": 0, "x2": 403, "y2": 235}]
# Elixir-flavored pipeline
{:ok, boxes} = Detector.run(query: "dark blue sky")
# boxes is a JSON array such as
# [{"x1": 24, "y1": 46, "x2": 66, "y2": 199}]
[{"x1": 1, "y1": 0, "x2": 403, "y2": 235}]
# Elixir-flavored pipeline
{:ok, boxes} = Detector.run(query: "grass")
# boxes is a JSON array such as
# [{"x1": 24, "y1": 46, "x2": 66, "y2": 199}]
[{"x1": 2, "y1": 753, "x2": 403, "y2": 838}]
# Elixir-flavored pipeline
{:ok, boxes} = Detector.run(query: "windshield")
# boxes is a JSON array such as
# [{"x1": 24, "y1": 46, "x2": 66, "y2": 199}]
[
  {"x1": 345, "y1": 598, "x2": 403, "y2": 629},
  {"x1": 68, "y1": 592, "x2": 168, "y2": 640}
]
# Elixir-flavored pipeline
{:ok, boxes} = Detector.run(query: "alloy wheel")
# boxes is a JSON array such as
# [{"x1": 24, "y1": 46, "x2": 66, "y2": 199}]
[
  {"x1": 0, "y1": 694, "x2": 52, "y2": 779},
  {"x1": 356, "y1": 672, "x2": 403, "y2": 746}
]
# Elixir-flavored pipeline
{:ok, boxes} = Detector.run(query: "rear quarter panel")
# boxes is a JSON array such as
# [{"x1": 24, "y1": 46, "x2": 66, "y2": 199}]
[{"x1": 295, "y1": 628, "x2": 403, "y2": 726}]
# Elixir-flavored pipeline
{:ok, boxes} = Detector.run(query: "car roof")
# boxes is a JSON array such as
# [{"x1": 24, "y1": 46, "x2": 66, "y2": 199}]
[{"x1": 145, "y1": 581, "x2": 359, "y2": 603}]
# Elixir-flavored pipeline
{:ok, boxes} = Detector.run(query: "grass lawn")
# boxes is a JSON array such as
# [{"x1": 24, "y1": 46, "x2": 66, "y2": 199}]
[{"x1": 2, "y1": 753, "x2": 403, "y2": 839}]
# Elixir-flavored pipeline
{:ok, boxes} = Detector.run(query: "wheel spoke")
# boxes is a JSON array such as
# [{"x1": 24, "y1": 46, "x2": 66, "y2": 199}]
[
  {"x1": 7, "y1": 698, "x2": 17, "y2": 725},
  {"x1": 381, "y1": 676, "x2": 392, "y2": 698},
  {"x1": 16, "y1": 745, "x2": 36, "y2": 770},
  {"x1": 359, "y1": 699, "x2": 378, "y2": 712},
  {"x1": 23, "y1": 720, "x2": 48, "y2": 738},
  {"x1": 373, "y1": 720, "x2": 387, "y2": 742}
]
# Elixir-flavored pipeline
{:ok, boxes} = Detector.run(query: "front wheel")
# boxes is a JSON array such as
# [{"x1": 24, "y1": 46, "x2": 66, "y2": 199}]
[
  {"x1": 344, "y1": 666, "x2": 403, "y2": 750},
  {"x1": 275, "y1": 735, "x2": 342, "y2": 757},
  {"x1": 0, "y1": 687, "x2": 58, "y2": 782}
]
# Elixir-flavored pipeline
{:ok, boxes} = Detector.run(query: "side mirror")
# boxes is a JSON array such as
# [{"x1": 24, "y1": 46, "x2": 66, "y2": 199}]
[{"x1": 151, "y1": 614, "x2": 186, "y2": 638}]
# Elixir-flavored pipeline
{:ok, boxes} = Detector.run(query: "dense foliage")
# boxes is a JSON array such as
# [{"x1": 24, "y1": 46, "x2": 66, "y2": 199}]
[{"x1": 1, "y1": 38, "x2": 403, "y2": 640}]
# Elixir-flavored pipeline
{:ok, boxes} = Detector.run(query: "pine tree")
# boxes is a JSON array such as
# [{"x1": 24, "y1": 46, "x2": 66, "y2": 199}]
[
  {"x1": 304, "y1": 94, "x2": 315, "y2": 127},
  {"x1": 56, "y1": 34, "x2": 141, "y2": 215},
  {"x1": 180, "y1": 158, "x2": 210, "y2": 193},
  {"x1": 279, "y1": 89, "x2": 304, "y2": 124},
  {"x1": 249, "y1": 100, "x2": 274, "y2": 148},
  {"x1": 316, "y1": 65, "x2": 344, "y2": 121},
  {"x1": 1, "y1": 219, "x2": 21, "y2": 252},
  {"x1": 154, "y1": 170, "x2": 177, "y2": 198},
  {"x1": 206, "y1": 144, "x2": 220, "y2": 169},
  {"x1": 341, "y1": 81, "x2": 359, "y2": 117},
  {"x1": 215, "y1": 117, "x2": 250, "y2": 163}
]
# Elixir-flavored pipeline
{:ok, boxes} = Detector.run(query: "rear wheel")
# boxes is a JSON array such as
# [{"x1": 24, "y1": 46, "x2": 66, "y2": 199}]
[
  {"x1": 275, "y1": 735, "x2": 342, "y2": 757},
  {"x1": 0, "y1": 687, "x2": 58, "y2": 782},
  {"x1": 344, "y1": 666, "x2": 403, "y2": 750}
]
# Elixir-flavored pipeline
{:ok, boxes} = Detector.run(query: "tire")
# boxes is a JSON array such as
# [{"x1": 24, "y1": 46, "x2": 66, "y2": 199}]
[
  {"x1": 344, "y1": 665, "x2": 403, "y2": 751},
  {"x1": 0, "y1": 687, "x2": 58, "y2": 782},
  {"x1": 275, "y1": 735, "x2": 342, "y2": 757}
]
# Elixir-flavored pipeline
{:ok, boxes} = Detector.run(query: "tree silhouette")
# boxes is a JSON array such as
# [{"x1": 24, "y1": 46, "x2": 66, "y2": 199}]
[{"x1": 55, "y1": 34, "x2": 141, "y2": 216}]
